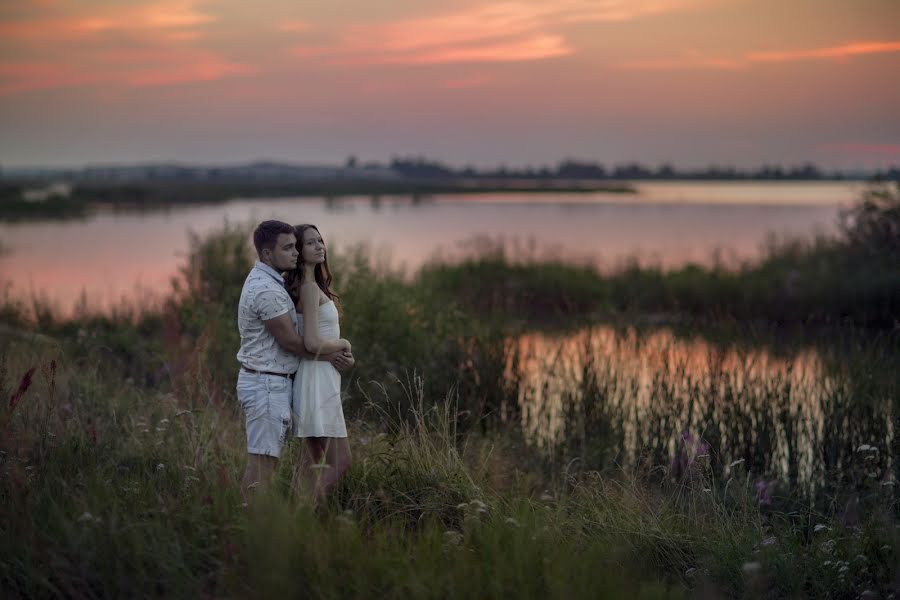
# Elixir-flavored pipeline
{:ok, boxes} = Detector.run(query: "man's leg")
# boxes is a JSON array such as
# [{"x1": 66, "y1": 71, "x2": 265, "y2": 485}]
[{"x1": 237, "y1": 372, "x2": 292, "y2": 503}]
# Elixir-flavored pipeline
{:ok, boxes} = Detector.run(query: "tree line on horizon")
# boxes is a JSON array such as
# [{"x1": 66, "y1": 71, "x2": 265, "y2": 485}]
[
  {"x1": 383, "y1": 156, "x2": 900, "y2": 181},
  {"x1": 2, "y1": 156, "x2": 898, "y2": 183}
]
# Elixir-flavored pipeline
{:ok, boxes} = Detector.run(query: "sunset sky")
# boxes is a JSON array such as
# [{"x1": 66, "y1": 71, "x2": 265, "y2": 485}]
[{"x1": 1, "y1": 0, "x2": 898, "y2": 169}]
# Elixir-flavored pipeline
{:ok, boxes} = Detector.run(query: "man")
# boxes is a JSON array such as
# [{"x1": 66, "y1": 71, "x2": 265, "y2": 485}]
[{"x1": 236, "y1": 220, "x2": 353, "y2": 500}]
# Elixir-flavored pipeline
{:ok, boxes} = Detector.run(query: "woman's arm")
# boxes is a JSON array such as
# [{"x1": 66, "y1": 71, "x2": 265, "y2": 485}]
[{"x1": 300, "y1": 282, "x2": 351, "y2": 356}]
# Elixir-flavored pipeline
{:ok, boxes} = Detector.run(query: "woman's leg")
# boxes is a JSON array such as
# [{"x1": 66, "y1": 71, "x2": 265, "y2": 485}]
[
  {"x1": 319, "y1": 437, "x2": 352, "y2": 493},
  {"x1": 297, "y1": 437, "x2": 351, "y2": 503},
  {"x1": 294, "y1": 437, "x2": 326, "y2": 501}
]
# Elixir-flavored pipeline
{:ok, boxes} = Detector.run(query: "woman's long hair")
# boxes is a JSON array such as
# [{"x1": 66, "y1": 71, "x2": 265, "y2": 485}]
[{"x1": 284, "y1": 224, "x2": 341, "y2": 310}]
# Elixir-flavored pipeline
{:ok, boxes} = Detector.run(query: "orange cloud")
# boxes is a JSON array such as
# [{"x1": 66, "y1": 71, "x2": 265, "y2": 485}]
[
  {"x1": 748, "y1": 41, "x2": 900, "y2": 63},
  {"x1": 290, "y1": 0, "x2": 703, "y2": 66},
  {"x1": 0, "y1": 0, "x2": 252, "y2": 94},
  {"x1": 0, "y1": 51, "x2": 253, "y2": 95},
  {"x1": 0, "y1": 0, "x2": 216, "y2": 40},
  {"x1": 620, "y1": 40, "x2": 900, "y2": 70}
]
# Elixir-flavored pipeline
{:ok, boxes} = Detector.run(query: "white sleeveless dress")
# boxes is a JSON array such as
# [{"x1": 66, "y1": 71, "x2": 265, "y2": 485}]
[{"x1": 291, "y1": 300, "x2": 348, "y2": 438}]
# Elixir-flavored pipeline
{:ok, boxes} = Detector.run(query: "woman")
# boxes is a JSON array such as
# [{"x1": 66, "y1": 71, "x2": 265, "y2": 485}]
[{"x1": 285, "y1": 223, "x2": 353, "y2": 502}]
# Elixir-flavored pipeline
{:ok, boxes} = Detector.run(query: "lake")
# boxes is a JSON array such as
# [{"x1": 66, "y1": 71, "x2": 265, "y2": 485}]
[{"x1": 0, "y1": 181, "x2": 865, "y2": 315}]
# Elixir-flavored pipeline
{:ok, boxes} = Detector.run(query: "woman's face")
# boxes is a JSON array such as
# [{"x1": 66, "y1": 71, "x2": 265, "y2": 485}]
[{"x1": 300, "y1": 226, "x2": 326, "y2": 266}]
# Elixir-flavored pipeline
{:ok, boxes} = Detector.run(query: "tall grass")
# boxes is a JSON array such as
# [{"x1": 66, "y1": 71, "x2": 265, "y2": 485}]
[{"x1": 2, "y1": 336, "x2": 897, "y2": 598}]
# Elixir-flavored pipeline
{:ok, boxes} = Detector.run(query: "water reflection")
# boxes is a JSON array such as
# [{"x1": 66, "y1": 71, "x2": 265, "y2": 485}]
[
  {"x1": 512, "y1": 326, "x2": 894, "y2": 494},
  {"x1": 0, "y1": 189, "x2": 842, "y2": 316}
]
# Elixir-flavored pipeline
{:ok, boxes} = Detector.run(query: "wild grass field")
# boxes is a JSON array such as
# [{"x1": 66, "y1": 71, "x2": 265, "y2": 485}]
[{"x1": 1, "y1": 183, "x2": 897, "y2": 598}]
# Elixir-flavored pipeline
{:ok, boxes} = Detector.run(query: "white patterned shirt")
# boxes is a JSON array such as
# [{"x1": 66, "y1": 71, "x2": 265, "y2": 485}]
[{"x1": 236, "y1": 261, "x2": 300, "y2": 374}]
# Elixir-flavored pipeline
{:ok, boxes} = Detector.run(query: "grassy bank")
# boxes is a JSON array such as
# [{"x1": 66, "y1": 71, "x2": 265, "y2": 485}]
[{"x1": 1, "y1": 335, "x2": 897, "y2": 598}]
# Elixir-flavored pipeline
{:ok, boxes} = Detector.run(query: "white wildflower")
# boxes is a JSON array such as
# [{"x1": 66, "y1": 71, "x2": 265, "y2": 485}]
[
  {"x1": 77, "y1": 512, "x2": 94, "y2": 523},
  {"x1": 504, "y1": 517, "x2": 519, "y2": 527},
  {"x1": 336, "y1": 512, "x2": 354, "y2": 527},
  {"x1": 443, "y1": 531, "x2": 463, "y2": 546},
  {"x1": 156, "y1": 463, "x2": 165, "y2": 471},
  {"x1": 761, "y1": 536, "x2": 777, "y2": 547},
  {"x1": 856, "y1": 444, "x2": 878, "y2": 453},
  {"x1": 813, "y1": 524, "x2": 830, "y2": 534},
  {"x1": 742, "y1": 562, "x2": 761, "y2": 575}
]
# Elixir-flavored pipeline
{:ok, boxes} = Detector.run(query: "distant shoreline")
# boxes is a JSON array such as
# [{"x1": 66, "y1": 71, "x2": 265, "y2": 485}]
[
  {"x1": 0, "y1": 179, "x2": 637, "y2": 221},
  {"x1": 0, "y1": 177, "x2": 888, "y2": 222}
]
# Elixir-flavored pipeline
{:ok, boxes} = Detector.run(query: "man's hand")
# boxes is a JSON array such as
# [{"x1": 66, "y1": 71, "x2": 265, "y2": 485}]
[{"x1": 326, "y1": 350, "x2": 354, "y2": 372}]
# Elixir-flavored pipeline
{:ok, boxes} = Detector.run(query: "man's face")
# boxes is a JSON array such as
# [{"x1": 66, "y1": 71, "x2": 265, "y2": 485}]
[{"x1": 264, "y1": 233, "x2": 298, "y2": 271}]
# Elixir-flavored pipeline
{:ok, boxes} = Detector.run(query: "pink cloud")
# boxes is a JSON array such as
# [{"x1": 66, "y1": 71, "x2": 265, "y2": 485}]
[
  {"x1": 620, "y1": 40, "x2": 900, "y2": 70},
  {"x1": 333, "y1": 35, "x2": 573, "y2": 66},
  {"x1": 290, "y1": 0, "x2": 702, "y2": 66},
  {"x1": 0, "y1": 1, "x2": 253, "y2": 94}
]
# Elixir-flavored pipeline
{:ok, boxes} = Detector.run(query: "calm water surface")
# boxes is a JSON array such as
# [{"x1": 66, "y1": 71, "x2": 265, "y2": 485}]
[{"x1": 0, "y1": 181, "x2": 863, "y2": 314}]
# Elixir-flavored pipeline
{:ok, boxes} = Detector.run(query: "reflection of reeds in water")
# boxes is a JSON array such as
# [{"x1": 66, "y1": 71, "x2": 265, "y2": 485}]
[{"x1": 512, "y1": 326, "x2": 893, "y2": 496}]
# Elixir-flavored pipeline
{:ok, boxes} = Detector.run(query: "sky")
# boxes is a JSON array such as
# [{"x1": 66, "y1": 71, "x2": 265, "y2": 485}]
[{"x1": 1, "y1": 0, "x2": 899, "y2": 169}]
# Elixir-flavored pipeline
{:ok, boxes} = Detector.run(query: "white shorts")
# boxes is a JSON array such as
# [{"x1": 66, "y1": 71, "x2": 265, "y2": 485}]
[{"x1": 236, "y1": 370, "x2": 293, "y2": 457}]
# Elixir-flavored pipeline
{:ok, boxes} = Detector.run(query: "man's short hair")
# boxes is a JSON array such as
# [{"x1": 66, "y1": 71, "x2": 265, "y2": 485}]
[{"x1": 253, "y1": 220, "x2": 294, "y2": 255}]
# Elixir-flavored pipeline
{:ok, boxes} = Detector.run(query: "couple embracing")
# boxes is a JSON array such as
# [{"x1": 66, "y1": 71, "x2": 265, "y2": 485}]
[{"x1": 235, "y1": 220, "x2": 354, "y2": 503}]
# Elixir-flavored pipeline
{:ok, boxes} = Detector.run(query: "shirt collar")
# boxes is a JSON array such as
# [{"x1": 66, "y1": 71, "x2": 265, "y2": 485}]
[{"x1": 253, "y1": 260, "x2": 285, "y2": 285}]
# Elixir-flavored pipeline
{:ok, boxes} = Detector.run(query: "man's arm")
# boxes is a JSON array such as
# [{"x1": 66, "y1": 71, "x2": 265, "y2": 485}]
[
  {"x1": 263, "y1": 312, "x2": 351, "y2": 365},
  {"x1": 264, "y1": 312, "x2": 305, "y2": 356}
]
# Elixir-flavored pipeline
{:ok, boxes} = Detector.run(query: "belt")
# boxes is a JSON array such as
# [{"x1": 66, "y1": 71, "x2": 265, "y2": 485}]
[{"x1": 241, "y1": 366, "x2": 296, "y2": 380}]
